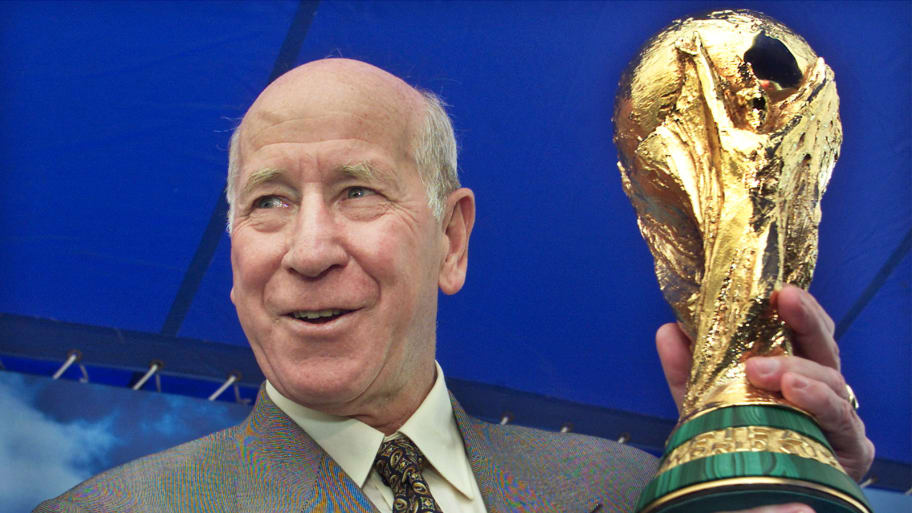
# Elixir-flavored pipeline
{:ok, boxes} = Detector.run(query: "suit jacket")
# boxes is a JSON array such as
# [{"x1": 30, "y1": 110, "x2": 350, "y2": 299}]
[{"x1": 35, "y1": 388, "x2": 657, "y2": 513}]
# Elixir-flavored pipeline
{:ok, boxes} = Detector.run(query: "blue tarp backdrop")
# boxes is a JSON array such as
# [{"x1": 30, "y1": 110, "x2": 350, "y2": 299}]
[{"x1": 1, "y1": 0, "x2": 909, "y2": 498}]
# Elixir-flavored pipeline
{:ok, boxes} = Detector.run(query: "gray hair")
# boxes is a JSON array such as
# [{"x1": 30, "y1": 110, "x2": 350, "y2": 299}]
[{"x1": 225, "y1": 91, "x2": 459, "y2": 232}]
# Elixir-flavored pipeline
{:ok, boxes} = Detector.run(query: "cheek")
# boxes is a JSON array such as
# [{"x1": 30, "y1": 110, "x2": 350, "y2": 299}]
[
  {"x1": 354, "y1": 221, "x2": 441, "y2": 309},
  {"x1": 354, "y1": 222, "x2": 421, "y2": 281},
  {"x1": 231, "y1": 232, "x2": 285, "y2": 299}
]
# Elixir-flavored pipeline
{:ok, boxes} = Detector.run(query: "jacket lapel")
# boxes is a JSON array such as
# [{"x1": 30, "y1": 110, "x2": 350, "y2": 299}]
[
  {"x1": 450, "y1": 395, "x2": 511, "y2": 513},
  {"x1": 451, "y1": 394, "x2": 602, "y2": 513},
  {"x1": 234, "y1": 388, "x2": 379, "y2": 513},
  {"x1": 232, "y1": 388, "x2": 603, "y2": 512}
]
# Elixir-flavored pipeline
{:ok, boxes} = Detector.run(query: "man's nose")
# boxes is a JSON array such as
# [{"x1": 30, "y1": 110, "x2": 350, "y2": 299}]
[{"x1": 281, "y1": 200, "x2": 348, "y2": 278}]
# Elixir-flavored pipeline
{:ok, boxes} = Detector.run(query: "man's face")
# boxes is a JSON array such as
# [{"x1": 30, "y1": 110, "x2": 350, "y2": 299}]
[{"x1": 229, "y1": 63, "x2": 448, "y2": 420}]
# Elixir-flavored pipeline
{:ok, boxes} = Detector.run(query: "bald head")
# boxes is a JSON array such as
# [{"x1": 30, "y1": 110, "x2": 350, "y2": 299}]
[{"x1": 226, "y1": 58, "x2": 459, "y2": 230}]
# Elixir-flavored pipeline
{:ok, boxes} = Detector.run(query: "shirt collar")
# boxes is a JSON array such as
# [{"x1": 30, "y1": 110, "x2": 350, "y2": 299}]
[
  {"x1": 265, "y1": 380, "x2": 382, "y2": 486},
  {"x1": 265, "y1": 362, "x2": 476, "y2": 500},
  {"x1": 397, "y1": 362, "x2": 476, "y2": 499}
]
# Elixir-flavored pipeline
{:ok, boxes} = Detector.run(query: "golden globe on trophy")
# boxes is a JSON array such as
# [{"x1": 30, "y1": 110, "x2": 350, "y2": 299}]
[{"x1": 613, "y1": 10, "x2": 872, "y2": 513}]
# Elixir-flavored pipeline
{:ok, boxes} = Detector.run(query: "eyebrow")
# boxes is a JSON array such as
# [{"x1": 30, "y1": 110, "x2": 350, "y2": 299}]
[
  {"x1": 339, "y1": 161, "x2": 381, "y2": 181},
  {"x1": 241, "y1": 168, "x2": 285, "y2": 198},
  {"x1": 239, "y1": 160, "x2": 393, "y2": 199}
]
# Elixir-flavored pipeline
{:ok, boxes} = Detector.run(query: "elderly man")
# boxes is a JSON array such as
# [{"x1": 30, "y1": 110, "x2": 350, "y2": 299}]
[{"x1": 35, "y1": 59, "x2": 872, "y2": 513}]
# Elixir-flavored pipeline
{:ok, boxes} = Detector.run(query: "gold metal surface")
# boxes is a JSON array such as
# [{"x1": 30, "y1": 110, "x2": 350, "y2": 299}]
[
  {"x1": 613, "y1": 10, "x2": 841, "y2": 417},
  {"x1": 638, "y1": 477, "x2": 872, "y2": 513},
  {"x1": 658, "y1": 426, "x2": 844, "y2": 474},
  {"x1": 845, "y1": 383, "x2": 860, "y2": 410},
  {"x1": 675, "y1": 386, "x2": 812, "y2": 427}
]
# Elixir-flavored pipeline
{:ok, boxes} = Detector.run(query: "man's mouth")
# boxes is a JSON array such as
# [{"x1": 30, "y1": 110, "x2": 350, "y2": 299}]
[{"x1": 289, "y1": 309, "x2": 352, "y2": 324}]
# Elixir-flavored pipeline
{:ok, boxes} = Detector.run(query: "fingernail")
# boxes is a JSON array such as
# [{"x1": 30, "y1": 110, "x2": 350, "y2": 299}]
[{"x1": 752, "y1": 358, "x2": 779, "y2": 376}]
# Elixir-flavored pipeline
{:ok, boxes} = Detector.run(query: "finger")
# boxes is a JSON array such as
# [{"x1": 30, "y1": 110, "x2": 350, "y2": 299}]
[
  {"x1": 781, "y1": 372, "x2": 875, "y2": 480},
  {"x1": 775, "y1": 285, "x2": 839, "y2": 370},
  {"x1": 802, "y1": 288, "x2": 836, "y2": 335},
  {"x1": 656, "y1": 322, "x2": 692, "y2": 413},
  {"x1": 718, "y1": 504, "x2": 814, "y2": 513},
  {"x1": 745, "y1": 356, "x2": 849, "y2": 402}
]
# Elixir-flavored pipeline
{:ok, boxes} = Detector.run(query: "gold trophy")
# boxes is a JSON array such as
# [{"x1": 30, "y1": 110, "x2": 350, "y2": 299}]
[{"x1": 613, "y1": 10, "x2": 871, "y2": 513}]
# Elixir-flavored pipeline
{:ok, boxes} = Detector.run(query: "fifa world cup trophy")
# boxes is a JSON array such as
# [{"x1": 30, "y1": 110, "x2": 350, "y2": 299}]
[{"x1": 614, "y1": 10, "x2": 871, "y2": 513}]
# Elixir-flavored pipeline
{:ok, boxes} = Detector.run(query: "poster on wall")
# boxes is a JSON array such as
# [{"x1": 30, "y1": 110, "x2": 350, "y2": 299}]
[{"x1": 0, "y1": 372, "x2": 251, "y2": 511}]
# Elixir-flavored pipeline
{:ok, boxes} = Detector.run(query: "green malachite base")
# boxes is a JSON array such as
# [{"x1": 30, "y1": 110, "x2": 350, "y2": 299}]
[{"x1": 636, "y1": 406, "x2": 872, "y2": 513}]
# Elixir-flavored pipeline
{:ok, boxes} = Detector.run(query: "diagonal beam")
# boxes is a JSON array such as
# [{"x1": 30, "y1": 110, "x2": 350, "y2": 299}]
[
  {"x1": 835, "y1": 227, "x2": 912, "y2": 340},
  {"x1": 161, "y1": 1, "x2": 321, "y2": 337}
]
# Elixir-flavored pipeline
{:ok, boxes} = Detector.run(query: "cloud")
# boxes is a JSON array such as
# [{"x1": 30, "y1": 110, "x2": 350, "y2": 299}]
[{"x1": 0, "y1": 374, "x2": 119, "y2": 512}]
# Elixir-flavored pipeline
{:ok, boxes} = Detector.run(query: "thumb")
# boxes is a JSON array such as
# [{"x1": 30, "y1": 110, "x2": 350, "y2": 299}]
[{"x1": 656, "y1": 322, "x2": 693, "y2": 414}]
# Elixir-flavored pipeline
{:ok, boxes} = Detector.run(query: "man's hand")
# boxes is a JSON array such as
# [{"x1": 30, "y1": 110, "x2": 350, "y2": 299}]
[{"x1": 656, "y1": 285, "x2": 875, "y2": 482}]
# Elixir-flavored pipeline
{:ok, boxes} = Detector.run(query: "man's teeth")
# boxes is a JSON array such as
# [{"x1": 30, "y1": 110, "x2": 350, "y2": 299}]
[{"x1": 292, "y1": 309, "x2": 344, "y2": 320}]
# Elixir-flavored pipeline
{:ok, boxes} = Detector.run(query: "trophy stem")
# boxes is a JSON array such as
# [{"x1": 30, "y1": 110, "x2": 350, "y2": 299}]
[{"x1": 635, "y1": 405, "x2": 873, "y2": 513}]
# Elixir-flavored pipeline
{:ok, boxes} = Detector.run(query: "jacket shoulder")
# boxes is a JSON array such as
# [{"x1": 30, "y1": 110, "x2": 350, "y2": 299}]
[
  {"x1": 475, "y1": 419, "x2": 659, "y2": 511},
  {"x1": 485, "y1": 420, "x2": 658, "y2": 468}
]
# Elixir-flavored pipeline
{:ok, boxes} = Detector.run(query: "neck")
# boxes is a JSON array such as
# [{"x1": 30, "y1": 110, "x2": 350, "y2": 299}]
[{"x1": 354, "y1": 364, "x2": 437, "y2": 435}]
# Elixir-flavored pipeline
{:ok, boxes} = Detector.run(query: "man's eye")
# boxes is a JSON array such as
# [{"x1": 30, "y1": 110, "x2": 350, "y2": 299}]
[
  {"x1": 346, "y1": 187, "x2": 375, "y2": 199},
  {"x1": 253, "y1": 196, "x2": 287, "y2": 209}
]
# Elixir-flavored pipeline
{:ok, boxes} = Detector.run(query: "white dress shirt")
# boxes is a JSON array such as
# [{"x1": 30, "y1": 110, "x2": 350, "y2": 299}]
[{"x1": 265, "y1": 362, "x2": 488, "y2": 513}]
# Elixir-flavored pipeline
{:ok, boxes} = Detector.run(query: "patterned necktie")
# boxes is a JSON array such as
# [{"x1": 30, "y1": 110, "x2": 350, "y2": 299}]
[{"x1": 373, "y1": 435, "x2": 444, "y2": 513}]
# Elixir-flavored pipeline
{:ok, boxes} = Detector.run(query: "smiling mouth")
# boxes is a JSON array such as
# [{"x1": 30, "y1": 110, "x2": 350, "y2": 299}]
[{"x1": 288, "y1": 309, "x2": 353, "y2": 324}]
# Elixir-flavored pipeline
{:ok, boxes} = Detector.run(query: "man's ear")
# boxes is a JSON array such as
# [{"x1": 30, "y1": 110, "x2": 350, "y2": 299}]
[{"x1": 438, "y1": 187, "x2": 475, "y2": 295}]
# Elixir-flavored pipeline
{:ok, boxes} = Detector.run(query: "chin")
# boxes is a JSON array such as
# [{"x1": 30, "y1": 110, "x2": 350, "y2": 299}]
[{"x1": 276, "y1": 362, "x2": 377, "y2": 411}]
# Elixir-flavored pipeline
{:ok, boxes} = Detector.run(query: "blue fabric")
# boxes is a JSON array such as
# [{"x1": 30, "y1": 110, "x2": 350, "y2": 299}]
[{"x1": 1, "y1": 0, "x2": 908, "y2": 464}]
